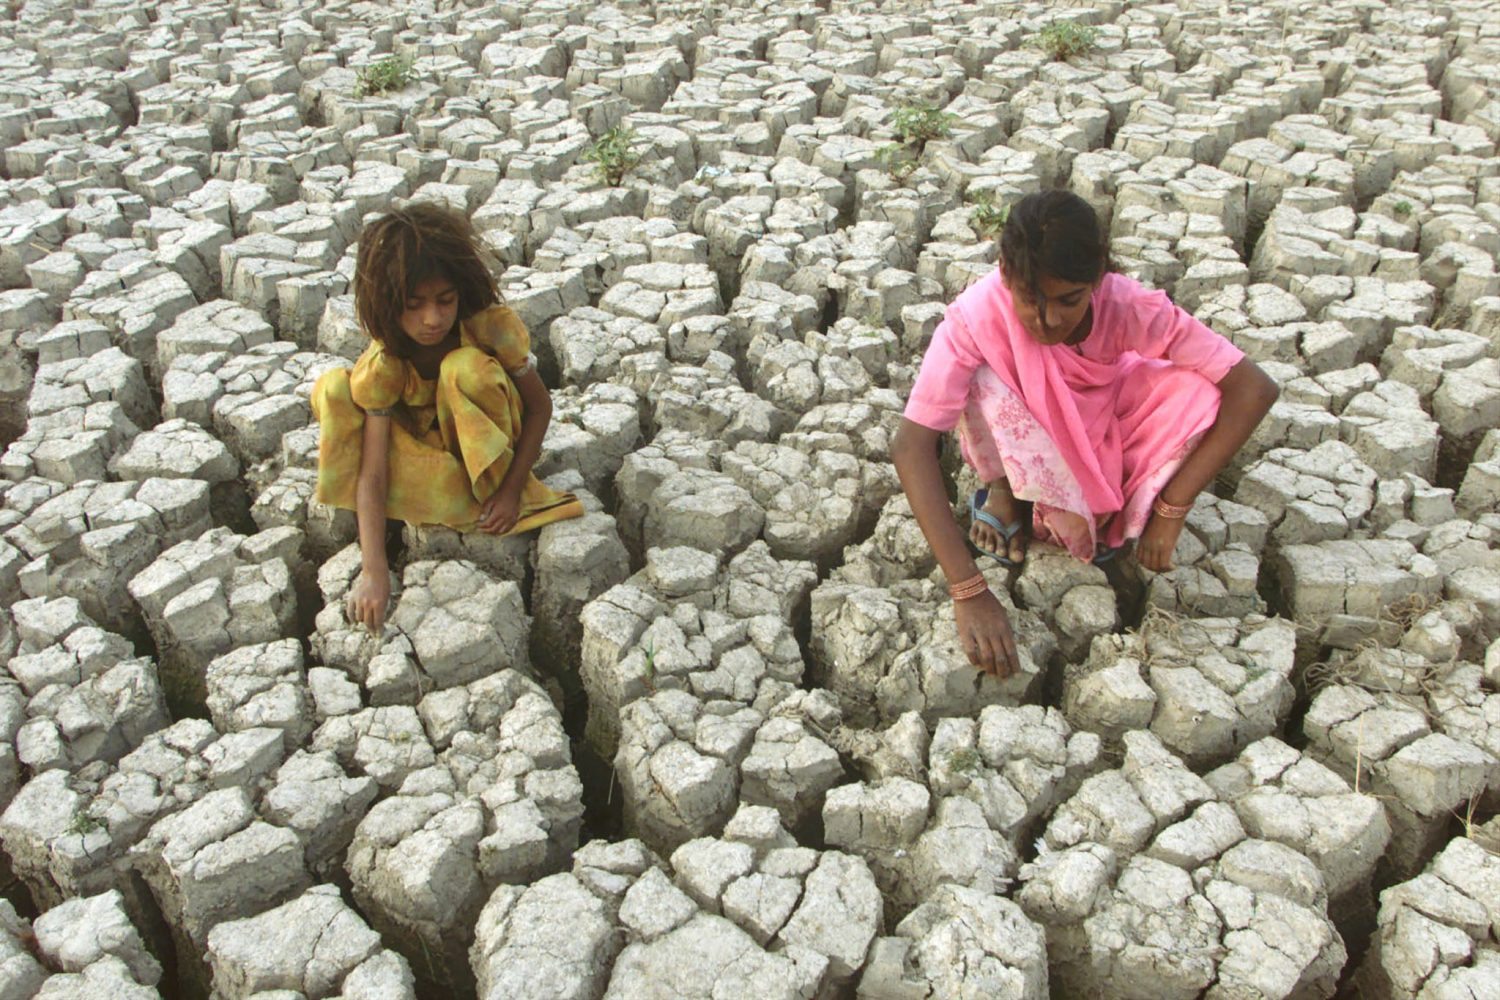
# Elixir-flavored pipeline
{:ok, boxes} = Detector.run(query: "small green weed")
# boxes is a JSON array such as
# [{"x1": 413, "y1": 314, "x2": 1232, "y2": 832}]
[
  {"x1": 1036, "y1": 21, "x2": 1097, "y2": 62},
  {"x1": 642, "y1": 638, "x2": 657, "y2": 692},
  {"x1": 354, "y1": 54, "x2": 416, "y2": 99},
  {"x1": 876, "y1": 102, "x2": 954, "y2": 184},
  {"x1": 1393, "y1": 199, "x2": 1413, "y2": 217},
  {"x1": 66, "y1": 811, "x2": 104, "y2": 837},
  {"x1": 875, "y1": 143, "x2": 918, "y2": 183},
  {"x1": 946, "y1": 746, "x2": 984, "y2": 775},
  {"x1": 890, "y1": 104, "x2": 956, "y2": 150},
  {"x1": 66, "y1": 811, "x2": 106, "y2": 856},
  {"x1": 970, "y1": 191, "x2": 1010, "y2": 240},
  {"x1": 583, "y1": 126, "x2": 643, "y2": 187}
]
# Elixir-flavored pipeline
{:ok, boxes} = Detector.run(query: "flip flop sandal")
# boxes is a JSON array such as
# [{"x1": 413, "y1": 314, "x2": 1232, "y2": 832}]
[{"x1": 969, "y1": 488, "x2": 1028, "y2": 568}]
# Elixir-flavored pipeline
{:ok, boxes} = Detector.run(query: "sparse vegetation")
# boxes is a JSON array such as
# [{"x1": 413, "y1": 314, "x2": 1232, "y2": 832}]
[
  {"x1": 946, "y1": 746, "x2": 984, "y2": 775},
  {"x1": 583, "y1": 126, "x2": 643, "y2": 187},
  {"x1": 66, "y1": 811, "x2": 105, "y2": 856},
  {"x1": 890, "y1": 103, "x2": 956, "y2": 151},
  {"x1": 354, "y1": 53, "x2": 416, "y2": 98},
  {"x1": 66, "y1": 811, "x2": 104, "y2": 837},
  {"x1": 642, "y1": 637, "x2": 657, "y2": 691},
  {"x1": 877, "y1": 102, "x2": 956, "y2": 184},
  {"x1": 1036, "y1": 21, "x2": 1097, "y2": 62},
  {"x1": 970, "y1": 191, "x2": 1011, "y2": 241},
  {"x1": 875, "y1": 142, "x2": 919, "y2": 183},
  {"x1": 1393, "y1": 199, "x2": 1413, "y2": 217}
]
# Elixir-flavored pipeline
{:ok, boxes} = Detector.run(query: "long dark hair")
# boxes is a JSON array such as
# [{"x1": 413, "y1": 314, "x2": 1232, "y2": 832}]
[
  {"x1": 353, "y1": 202, "x2": 500, "y2": 358},
  {"x1": 999, "y1": 190, "x2": 1113, "y2": 305}
]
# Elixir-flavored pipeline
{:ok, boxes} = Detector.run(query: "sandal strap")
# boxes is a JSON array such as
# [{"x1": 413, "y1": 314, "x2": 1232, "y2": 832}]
[{"x1": 970, "y1": 490, "x2": 1025, "y2": 541}]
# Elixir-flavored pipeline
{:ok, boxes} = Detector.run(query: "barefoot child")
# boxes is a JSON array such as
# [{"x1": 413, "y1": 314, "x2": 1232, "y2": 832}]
[
  {"x1": 891, "y1": 190, "x2": 1279, "y2": 678},
  {"x1": 312, "y1": 202, "x2": 583, "y2": 632}
]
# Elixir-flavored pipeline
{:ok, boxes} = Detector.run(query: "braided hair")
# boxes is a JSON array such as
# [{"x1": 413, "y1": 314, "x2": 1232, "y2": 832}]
[{"x1": 999, "y1": 190, "x2": 1113, "y2": 307}]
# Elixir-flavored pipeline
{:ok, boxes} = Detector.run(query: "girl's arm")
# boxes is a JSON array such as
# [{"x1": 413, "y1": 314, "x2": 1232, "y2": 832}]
[
  {"x1": 347, "y1": 411, "x2": 393, "y2": 632},
  {"x1": 891, "y1": 418, "x2": 1020, "y2": 678},
  {"x1": 892, "y1": 419, "x2": 980, "y2": 582},
  {"x1": 1136, "y1": 357, "x2": 1279, "y2": 570},
  {"x1": 479, "y1": 368, "x2": 553, "y2": 534}
]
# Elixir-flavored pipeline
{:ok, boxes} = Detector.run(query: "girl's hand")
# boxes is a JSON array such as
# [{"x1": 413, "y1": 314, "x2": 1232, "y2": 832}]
[
  {"x1": 347, "y1": 568, "x2": 391, "y2": 634},
  {"x1": 479, "y1": 484, "x2": 522, "y2": 534},
  {"x1": 954, "y1": 589, "x2": 1021, "y2": 679},
  {"x1": 1136, "y1": 512, "x2": 1186, "y2": 572}
]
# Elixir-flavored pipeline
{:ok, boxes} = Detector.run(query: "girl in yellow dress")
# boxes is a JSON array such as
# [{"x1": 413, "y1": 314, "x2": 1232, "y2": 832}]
[{"x1": 311, "y1": 202, "x2": 583, "y2": 632}]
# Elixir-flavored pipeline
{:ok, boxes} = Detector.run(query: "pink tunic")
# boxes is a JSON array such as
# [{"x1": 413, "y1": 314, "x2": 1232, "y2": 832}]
[{"x1": 905, "y1": 269, "x2": 1245, "y2": 560}]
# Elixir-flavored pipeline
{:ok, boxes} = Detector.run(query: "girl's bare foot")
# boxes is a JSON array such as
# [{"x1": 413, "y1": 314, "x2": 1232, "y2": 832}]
[{"x1": 970, "y1": 479, "x2": 1029, "y2": 565}]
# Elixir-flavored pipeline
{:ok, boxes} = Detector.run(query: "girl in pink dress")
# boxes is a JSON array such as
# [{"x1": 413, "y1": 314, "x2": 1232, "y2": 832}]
[{"x1": 892, "y1": 190, "x2": 1279, "y2": 678}]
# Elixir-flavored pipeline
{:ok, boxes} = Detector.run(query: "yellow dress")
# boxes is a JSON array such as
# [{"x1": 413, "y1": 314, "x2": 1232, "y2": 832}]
[{"x1": 311, "y1": 304, "x2": 583, "y2": 534}]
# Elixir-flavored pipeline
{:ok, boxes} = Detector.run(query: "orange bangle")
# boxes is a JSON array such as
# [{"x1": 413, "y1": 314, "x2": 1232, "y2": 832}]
[
  {"x1": 949, "y1": 572, "x2": 989, "y2": 601},
  {"x1": 1152, "y1": 495, "x2": 1193, "y2": 519}
]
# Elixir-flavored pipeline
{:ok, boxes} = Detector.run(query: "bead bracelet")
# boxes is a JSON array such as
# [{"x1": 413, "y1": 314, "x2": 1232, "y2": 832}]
[
  {"x1": 1152, "y1": 495, "x2": 1193, "y2": 519},
  {"x1": 948, "y1": 572, "x2": 990, "y2": 601}
]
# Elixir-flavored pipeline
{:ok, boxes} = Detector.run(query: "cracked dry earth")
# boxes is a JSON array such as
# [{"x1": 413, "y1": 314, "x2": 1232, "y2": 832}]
[{"x1": 1, "y1": 0, "x2": 1499, "y2": 997}]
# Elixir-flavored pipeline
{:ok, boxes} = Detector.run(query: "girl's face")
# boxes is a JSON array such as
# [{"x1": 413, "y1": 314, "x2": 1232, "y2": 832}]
[
  {"x1": 1005, "y1": 271, "x2": 1097, "y2": 345},
  {"x1": 400, "y1": 275, "x2": 460, "y2": 348}
]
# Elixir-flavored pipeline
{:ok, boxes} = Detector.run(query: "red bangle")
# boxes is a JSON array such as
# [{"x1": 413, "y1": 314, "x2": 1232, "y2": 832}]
[
  {"x1": 1153, "y1": 495, "x2": 1193, "y2": 519},
  {"x1": 949, "y1": 572, "x2": 990, "y2": 601}
]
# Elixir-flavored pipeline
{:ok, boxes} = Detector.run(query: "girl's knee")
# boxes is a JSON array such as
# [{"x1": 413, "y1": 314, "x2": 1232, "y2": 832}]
[
  {"x1": 439, "y1": 346, "x2": 499, "y2": 394},
  {"x1": 315, "y1": 364, "x2": 351, "y2": 391},
  {"x1": 439, "y1": 345, "x2": 488, "y2": 374},
  {"x1": 1151, "y1": 364, "x2": 1215, "y2": 393},
  {"x1": 311, "y1": 367, "x2": 354, "y2": 418}
]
